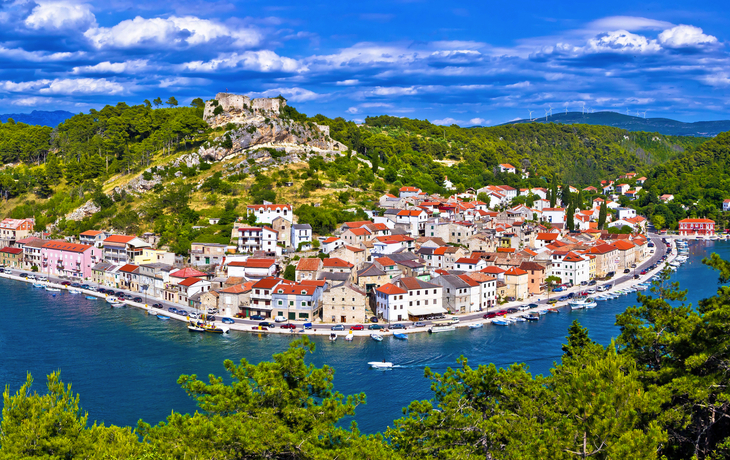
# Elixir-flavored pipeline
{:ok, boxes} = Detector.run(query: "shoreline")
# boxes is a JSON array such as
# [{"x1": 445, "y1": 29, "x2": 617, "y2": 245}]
[{"x1": 0, "y1": 234, "x2": 685, "y2": 338}]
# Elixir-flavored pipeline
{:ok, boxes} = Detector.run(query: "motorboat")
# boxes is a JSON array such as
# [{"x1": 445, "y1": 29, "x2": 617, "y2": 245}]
[
  {"x1": 394, "y1": 332, "x2": 409, "y2": 339},
  {"x1": 428, "y1": 323, "x2": 456, "y2": 333},
  {"x1": 584, "y1": 300, "x2": 597, "y2": 309},
  {"x1": 106, "y1": 296, "x2": 119, "y2": 303},
  {"x1": 492, "y1": 320, "x2": 510, "y2": 326},
  {"x1": 525, "y1": 314, "x2": 539, "y2": 321},
  {"x1": 45, "y1": 286, "x2": 61, "y2": 292},
  {"x1": 512, "y1": 316, "x2": 526, "y2": 322},
  {"x1": 204, "y1": 324, "x2": 228, "y2": 334},
  {"x1": 368, "y1": 361, "x2": 393, "y2": 369},
  {"x1": 32, "y1": 283, "x2": 45, "y2": 288},
  {"x1": 110, "y1": 302, "x2": 125, "y2": 308},
  {"x1": 569, "y1": 298, "x2": 587, "y2": 310},
  {"x1": 68, "y1": 288, "x2": 81, "y2": 294},
  {"x1": 371, "y1": 333, "x2": 383, "y2": 342},
  {"x1": 344, "y1": 331, "x2": 354, "y2": 341},
  {"x1": 548, "y1": 308, "x2": 560, "y2": 313},
  {"x1": 468, "y1": 323, "x2": 483, "y2": 329},
  {"x1": 85, "y1": 295, "x2": 97, "y2": 300},
  {"x1": 187, "y1": 322, "x2": 205, "y2": 332},
  {"x1": 157, "y1": 314, "x2": 170, "y2": 320},
  {"x1": 329, "y1": 333, "x2": 337, "y2": 341}
]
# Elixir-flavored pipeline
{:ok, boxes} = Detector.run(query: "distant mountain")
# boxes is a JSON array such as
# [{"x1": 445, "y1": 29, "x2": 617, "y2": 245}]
[
  {"x1": 0, "y1": 110, "x2": 76, "y2": 127},
  {"x1": 499, "y1": 111, "x2": 730, "y2": 137}
]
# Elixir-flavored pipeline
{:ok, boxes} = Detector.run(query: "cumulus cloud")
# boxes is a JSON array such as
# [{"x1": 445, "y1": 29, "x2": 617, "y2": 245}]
[
  {"x1": 84, "y1": 15, "x2": 260, "y2": 49},
  {"x1": 658, "y1": 25, "x2": 718, "y2": 48},
  {"x1": 336, "y1": 79, "x2": 360, "y2": 86},
  {"x1": 72, "y1": 59, "x2": 149, "y2": 74},
  {"x1": 469, "y1": 118, "x2": 489, "y2": 125},
  {"x1": 588, "y1": 16, "x2": 673, "y2": 32},
  {"x1": 183, "y1": 50, "x2": 305, "y2": 73},
  {"x1": 433, "y1": 117, "x2": 461, "y2": 125},
  {"x1": 25, "y1": 1, "x2": 96, "y2": 31},
  {"x1": 247, "y1": 87, "x2": 320, "y2": 102},
  {"x1": 11, "y1": 96, "x2": 57, "y2": 106},
  {"x1": 346, "y1": 107, "x2": 359, "y2": 114},
  {"x1": 586, "y1": 30, "x2": 661, "y2": 53},
  {"x1": 0, "y1": 78, "x2": 125, "y2": 95}
]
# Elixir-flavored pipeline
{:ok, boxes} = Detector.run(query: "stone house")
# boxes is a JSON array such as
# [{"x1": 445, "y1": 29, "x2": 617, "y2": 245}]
[
  {"x1": 322, "y1": 282, "x2": 369, "y2": 324},
  {"x1": 518, "y1": 261, "x2": 546, "y2": 295},
  {"x1": 356, "y1": 263, "x2": 390, "y2": 293},
  {"x1": 503, "y1": 267, "x2": 529, "y2": 300},
  {"x1": 219, "y1": 283, "x2": 253, "y2": 317},
  {"x1": 295, "y1": 258, "x2": 322, "y2": 282},
  {"x1": 272, "y1": 216, "x2": 292, "y2": 248}
]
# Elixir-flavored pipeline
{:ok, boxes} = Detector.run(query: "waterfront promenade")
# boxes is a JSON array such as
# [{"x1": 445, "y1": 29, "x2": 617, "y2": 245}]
[{"x1": 0, "y1": 233, "x2": 672, "y2": 338}]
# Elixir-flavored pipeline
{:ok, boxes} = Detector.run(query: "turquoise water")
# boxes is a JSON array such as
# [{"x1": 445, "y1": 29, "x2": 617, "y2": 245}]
[{"x1": 0, "y1": 240, "x2": 725, "y2": 434}]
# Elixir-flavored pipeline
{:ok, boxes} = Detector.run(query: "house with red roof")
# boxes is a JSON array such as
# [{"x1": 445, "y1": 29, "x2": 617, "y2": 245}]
[
  {"x1": 246, "y1": 204, "x2": 293, "y2": 224},
  {"x1": 395, "y1": 209, "x2": 428, "y2": 236},
  {"x1": 41, "y1": 240, "x2": 101, "y2": 280},
  {"x1": 498, "y1": 163, "x2": 517, "y2": 174},
  {"x1": 503, "y1": 267, "x2": 529, "y2": 300},
  {"x1": 0, "y1": 218, "x2": 34, "y2": 247},
  {"x1": 271, "y1": 281, "x2": 325, "y2": 322},
  {"x1": 79, "y1": 230, "x2": 107, "y2": 247},
  {"x1": 548, "y1": 250, "x2": 590, "y2": 285},
  {"x1": 724, "y1": 200, "x2": 730, "y2": 213},
  {"x1": 398, "y1": 186, "x2": 422, "y2": 199},
  {"x1": 219, "y1": 282, "x2": 254, "y2": 317},
  {"x1": 237, "y1": 226, "x2": 279, "y2": 255},
  {"x1": 0, "y1": 246, "x2": 23, "y2": 268},
  {"x1": 679, "y1": 218, "x2": 715, "y2": 237},
  {"x1": 454, "y1": 257, "x2": 487, "y2": 272},
  {"x1": 610, "y1": 240, "x2": 637, "y2": 270},
  {"x1": 102, "y1": 234, "x2": 150, "y2": 265},
  {"x1": 330, "y1": 244, "x2": 367, "y2": 268},
  {"x1": 374, "y1": 283, "x2": 409, "y2": 322},
  {"x1": 295, "y1": 258, "x2": 323, "y2": 282},
  {"x1": 321, "y1": 237, "x2": 344, "y2": 254},
  {"x1": 341, "y1": 227, "x2": 371, "y2": 247},
  {"x1": 227, "y1": 258, "x2": 277, "y2": 279}
]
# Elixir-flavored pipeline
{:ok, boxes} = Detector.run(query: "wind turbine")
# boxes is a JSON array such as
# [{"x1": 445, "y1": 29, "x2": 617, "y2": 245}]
[
  {"x1": 544, "y1": 109, "x2": 549, "y2": 121},
  {"x1": 564, "y1": 102, "x2": 568, "y2": 114},
  {"x1": 528, "y1": 110, "x2": 534, "y2": 121},
  {"x1": 548, "y1": 104, "x2": 553, "y2": 117},
  {"x1": 626, "y1": 108, "x2": 630, "y2": 115},
  {"x1": 581, "y1": 102, "x2": 586, "y2": 114},
  {"x1": 642, "y1": 111, "x2": 647, "y2": 119}
]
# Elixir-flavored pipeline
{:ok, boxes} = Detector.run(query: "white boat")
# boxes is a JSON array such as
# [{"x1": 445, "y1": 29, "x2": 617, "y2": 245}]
[
  {"x1": 512, "y1": 316, "x2": 526, "y2": 322},
  {"x1": 368, "y1": 361, "x2": 393, "y2": 369},
  {"x1": 569, "y1": 299, "x2": 587, "y2": 310},
  {"x1": 468, "y1": 322, "x2": 483, "y2": 329},
  {"x1": 106, "y1": 296, "x2": 119, "y2": 303},
  {"x1": 344, "y1": 331, "x2": 354, "y2": 341},
  {"x1": 45, "y1": 286, "x2": 61, "y2": 292},
  {"x1": 370, "y1": 333, "x2": 383, "y2": 342},
  {"x1": 329, "y1": 333, "x2": 337, "y2": 341},
  {"x1": 584, "y1": 300, "x2": 597, "y2": 309},
  {"x1": 68, "y1": 288, "x2": 81, "y2": 294},
  {"x1": 429, "y1": 323, "x2": 456, "y2": 333},
  {"x1": 111, "y1": 302, "x2": 125, "y2": 308},
  {"x1": 187, "y1": 322, "x2": 205, "y2": 332}
]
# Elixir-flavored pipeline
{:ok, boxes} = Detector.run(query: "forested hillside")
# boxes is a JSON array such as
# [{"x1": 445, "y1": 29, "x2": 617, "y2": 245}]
[{"x1": 0, "y1": 98, "x2": 717, "y2": 250}]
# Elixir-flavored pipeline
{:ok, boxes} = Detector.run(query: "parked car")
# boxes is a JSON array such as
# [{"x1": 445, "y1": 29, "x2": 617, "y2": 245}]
[
  {"x1": 368, "y1": 324, "x2": 383, "y2": 330},
  {"x1": 528, "y1": 303, "x2": 539, "y2": 309},
  {"x1": 80, "y1": 284, "x2": 90, "y2": 289},
  {"x1": 350, "y1": 324, "x2": 364, "y2": 330},
  {"x1": 168, "y1": 307, "x2": 178, "y2": 313},
  {"x1": 517, "y1": 305, "x2": 530, "y2": 311},
  {"x1": 484, "y1": 312, "x2": 497, "y2": 319},
  {"x1": 274, "y1": 315, "x2": 287, "y2": 322},
  {"x1": 588, "y1": 280, "x2": 597, "y2": 286},
  {"x1": 71, "y1": 283, "x2": 81, "y2": 288},
  {"x1": 391, "y1": 323, "x2": 406, "y2": 329},
  {"x1": 331, "y1": 324, "x2": 345, "y2": 331},
  {"x1": 506, "y1": 308, "x2": 518, "y2": 314},
  {"x1": 580, "y1": 281, "x2": 588, "y2": 286},
  {"x1": 61, "y1": 281, "x2": 71, "y2": 286},
  {"x1": 449, "y1": 316, "x2": 460, "y2": 323},
  {"x1": 250, "y1": 314, "x2": 265, "y2": 321},
  {"x1": 152, "y1": 303, "x2": 162, "y2": 309},
  {"x1": 259, "y1": 321, "x2": 275, "y2": 328},
  {"x1": 370, "y1": 316, "x2": 379, "y2": 323},
  {"x1": 133, "y1": 297, "x2": 143, "y2": 302},
  {"x1": 413, "y1": 321, "x2": 426, "y2": 327},
  {"x1": 280, "y1": 323, "x2": 296, "y2": 329},
  {"x1": 553, "y1": 287, "x2": 564, "y2": 292},
  {"x1": 624, "y1": 269, "x2": 631, "y2": 274}
]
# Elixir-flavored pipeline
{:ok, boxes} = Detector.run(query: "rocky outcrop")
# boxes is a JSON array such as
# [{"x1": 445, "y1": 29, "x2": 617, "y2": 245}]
[
  {"x1": 203, "y1": 92, "x2": 286, "y2": 129},
  {"x1": 64, "y1": 200, "x2": 100, "y2": 221}
]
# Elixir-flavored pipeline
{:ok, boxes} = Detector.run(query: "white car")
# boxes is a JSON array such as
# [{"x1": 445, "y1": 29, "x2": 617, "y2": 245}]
[{"x1": 274, "y1": 315, "x2": 287, "y2": 322}]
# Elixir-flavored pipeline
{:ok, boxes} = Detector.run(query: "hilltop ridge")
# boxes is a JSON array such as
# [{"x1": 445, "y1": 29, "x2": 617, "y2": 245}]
[{"x1": 500, "y1": 111, "x2": 730, "y2": 137}]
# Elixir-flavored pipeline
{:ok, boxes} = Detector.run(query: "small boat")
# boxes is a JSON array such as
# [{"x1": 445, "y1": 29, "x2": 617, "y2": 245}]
[
  {"x1": 110, "y1": 302, "x2": 125, "y2": 308},
  {"x1": 394, "y1": 332, "x2": 409, "y2": 339},
  {"x1": 157, "y1": 314, "x2": 170, "y2": 320},
  {"x1": 329, "y1": 333, "x2": 337, "y2": 341},
  {"x1": 187, "y1": 322, "x2": 205, "y2": 332},
  {"x1": 512, "y1": 316, "x2": 526, "y2": 322},
  {"x1": 106, "y1": 296, "x2": 119, "y2": 304},
  {"x1": 68, "y1": 288, "x2": 81, "y2": 294},
  {"x1": 368, "y1": 361, "x2": 393, "y2": 369},
  {"x1": 569, "y1": 299, "x2": 587, "y2": 310},
  {"x1": 468, "y1": 322, "x2": 483, "y2": 329},
  {"x1": 204, "y1": 324, "x2": 226, "y2": 334},
  {"x1": 525, "y1": 314, "x2": 539, "y2": 321},
  {"x1": 45, "y1": 286, "x2": 61, "y2": 292},
  {"x1": 344, "y1": 331, "x2": 354, "y2": 341},
  {"x1": 584, "y1": 300, "x2": 597, "y2": 309},
  {"x1": 371, "y1": 333, "x2": 383, "y2": 342},
  {"x1": 85, "y1": 295, "x2": 97, "y2": 300},
  {"x1": 32, "y1": 283, "x2": 45, "y2": 288},
  {"x1": 428, "y1": 323, "x2": 456, "y2": 333},
  {"x1": 492, "y1": 320, "x2": 510, "y2": 326},
  {"x1": 548, "y1": 308, "x2": 560, "y2": 313}
]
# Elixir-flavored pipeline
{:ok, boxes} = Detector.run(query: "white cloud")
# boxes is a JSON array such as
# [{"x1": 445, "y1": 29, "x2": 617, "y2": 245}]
[
  {"x1": 159, "y1": 77, "x2": 209, "y2": 88},
  {"x1": 702, "y1": 72, "x2": 730, "y2": 87},
  {"x1": 38, "y1": 78, "x2": 125, "y2": 95},
  {"x1": 183, "y1": 50, "x2": 305, "y2": 73},
  {"x1": 433, "y1": 117, "x2": 461, "y2": 125},
  {"x1": 336, "y1": 79, "x2": 360, "y2": 86},
  {"x1": 658, "y1": 25, "x2": 718, "y2": 48},
  {"x1": 84, "y1": 15, "x2": 260, "y2": 49},
  {"x1": 72, "y1": 59, "x2": 149, "y2": 74},
  {"x1": 469, "y1": 118, "x2": 489, "y2": 125},
  {"x1": 11, "y1": 96, "x2": 57, "y2": 106},
  {"x1": 371, "y1": 86, "x2": 418, "y2": 96},
  {"x1": 0, "y1": 46, "x2": 84, "y2": 62},
  {"x1": 586, "y1": 30, "x2": 661, "y2": 53},
  {"x1": 25, "y1": 1, "x2": 96, "y2": 31},
  {"x1": 506, "y1": 81, "x2": 530, "y2": 89},
  {"x1": 0, "y1": 80, "x2": 51, "y2": 92},
  {"x1": 588, "y1": 16, "x2": 673, "y2": 32},
  {"x1": 247, "y1": 87, "x2": 320, "y2": 102},
  {"x1": 346, "y1": 107, "x2": 359, "y2": 114}
]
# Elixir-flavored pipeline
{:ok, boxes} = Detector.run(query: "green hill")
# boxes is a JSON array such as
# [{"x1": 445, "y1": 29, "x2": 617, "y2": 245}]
[{"x1": 500, "y1": 111, "x2": 730, "y2": 137}]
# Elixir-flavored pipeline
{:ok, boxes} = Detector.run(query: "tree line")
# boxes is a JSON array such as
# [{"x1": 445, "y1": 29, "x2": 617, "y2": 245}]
[{"x1": 3, "y1": 257, "x2": 730, "y2": 459}]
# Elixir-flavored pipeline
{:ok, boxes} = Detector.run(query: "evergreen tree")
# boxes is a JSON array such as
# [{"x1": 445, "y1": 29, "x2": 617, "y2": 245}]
[
  {"x1": 549, "y1": 175, "x2": 558, "y2": 208},
  {"x1": 566, "y1": 203, "x2": 575, "y2": 231},
  {"x1": 598, "y1": 200, "x2": 608, "y2": 229}
]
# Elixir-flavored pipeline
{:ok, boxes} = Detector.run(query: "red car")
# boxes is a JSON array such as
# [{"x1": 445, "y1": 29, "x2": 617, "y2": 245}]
[
  {"x1": 495, "y1": 310, "x2": 509, "y2": 316},
  {"x1": 350, "y1": 324, "x2": 364, "y2": 330},
  {"x1": 61, "y1": 281, "x2": 71, "y2": 286},
  {"x1": 280, "y1": 323, "x2": 297, "y2": 329},
  {"x1": 483, "y1": 312, "x2": 497, "y2": 319}
]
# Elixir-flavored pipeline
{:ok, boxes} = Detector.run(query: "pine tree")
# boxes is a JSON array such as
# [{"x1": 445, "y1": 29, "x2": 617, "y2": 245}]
[
  {"x1": 566, "y1": 203, "x2": 575, "y2": 231},
  {"x1": 549, "y1": 175, "x2": 558, "y2": 208}
]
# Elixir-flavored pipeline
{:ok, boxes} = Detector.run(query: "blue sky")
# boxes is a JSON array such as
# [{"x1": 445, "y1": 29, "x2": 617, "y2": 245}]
[{"x1": 0, "y1": 0, "x2": 729, "y2": 125}]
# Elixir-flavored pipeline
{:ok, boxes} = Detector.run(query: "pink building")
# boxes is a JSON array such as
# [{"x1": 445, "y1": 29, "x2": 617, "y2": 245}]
[{"x1": 41, "y1": 240, "x2": 101, "y2": 280}]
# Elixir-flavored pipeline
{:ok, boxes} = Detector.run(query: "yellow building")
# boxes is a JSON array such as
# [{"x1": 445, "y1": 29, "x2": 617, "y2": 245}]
[{"x1": 134, "y1": 248, "x2": 175, "y2": 265}]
